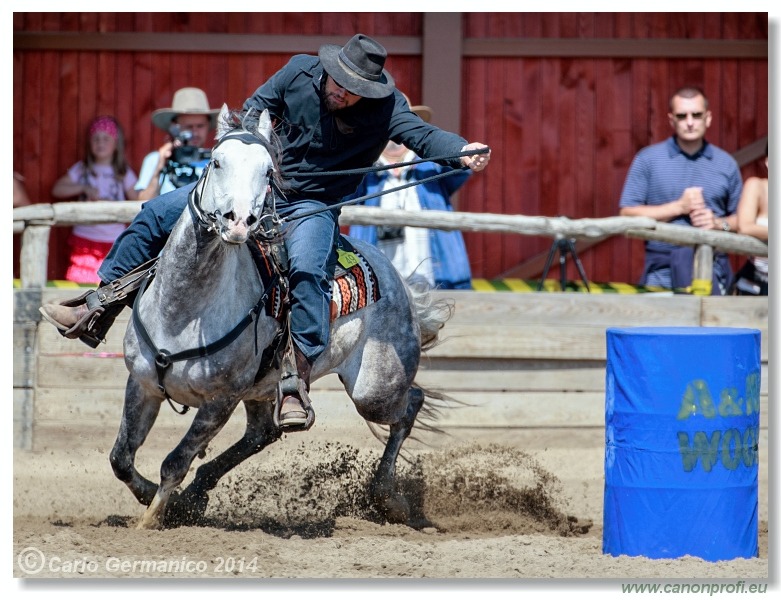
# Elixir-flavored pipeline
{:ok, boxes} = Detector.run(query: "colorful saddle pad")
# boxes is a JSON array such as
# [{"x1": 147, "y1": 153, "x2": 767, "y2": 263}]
[
  {"x1": 250, "y1": 236, "x2": 381, "y2": 322},
  {"x1": 330, "y1": 243, "x2": 381, "y2": 320}
]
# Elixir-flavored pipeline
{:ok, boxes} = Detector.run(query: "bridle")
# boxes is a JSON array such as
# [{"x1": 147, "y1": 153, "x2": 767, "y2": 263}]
[{"x1": 135, "y1": 128, "x2": 282, "y2": 413}]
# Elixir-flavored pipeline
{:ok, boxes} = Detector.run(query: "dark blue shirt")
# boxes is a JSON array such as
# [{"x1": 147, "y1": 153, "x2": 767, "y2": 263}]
[{"x1": 243, "y1": 54, "x2": 468, "y2": 203}]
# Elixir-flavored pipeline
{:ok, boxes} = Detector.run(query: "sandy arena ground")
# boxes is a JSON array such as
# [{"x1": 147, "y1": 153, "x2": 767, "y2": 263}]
[{"x1": 11, "y1": 400, "x2": 769, "y2": 593}]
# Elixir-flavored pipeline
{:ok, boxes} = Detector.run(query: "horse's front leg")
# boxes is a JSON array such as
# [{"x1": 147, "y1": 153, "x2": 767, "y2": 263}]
[
  {"x1": 171, "y1": 399, "x2": 281, "y2": 525},
  {"x1": 137, "y1": 396, "x2": 240, "y2": 530},
  {"x1": 369, "y1": 386, "x2": 425, "y2": 524},
  {"x1": 110, "y1": 375, "x2": 163, "y2": 506}
]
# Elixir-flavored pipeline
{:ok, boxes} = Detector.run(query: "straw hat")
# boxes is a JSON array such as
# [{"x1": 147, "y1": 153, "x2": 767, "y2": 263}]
[
  {"x1": 151, "y1": 87, "x2": 219, "y2": 131},
  {"x1": 402, "y1": 93, "x2": 432, "y2": 123}
]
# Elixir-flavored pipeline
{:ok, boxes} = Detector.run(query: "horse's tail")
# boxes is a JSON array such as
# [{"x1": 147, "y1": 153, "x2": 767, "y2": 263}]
[
  {"x1": 408, "y1": 279, "x2": 466, "y2": 441},
  {"x1": 407, "y1": 280, "x2": 454, "y2": 351}
]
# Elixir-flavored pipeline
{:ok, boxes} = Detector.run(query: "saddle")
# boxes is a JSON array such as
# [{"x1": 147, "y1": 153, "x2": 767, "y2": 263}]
[
  {"x1": 247, "y1": 234, "x2": 382, "y2": 432},
  {"x1": 247, "y1": 235, "x2": 382, "y2": 323}
]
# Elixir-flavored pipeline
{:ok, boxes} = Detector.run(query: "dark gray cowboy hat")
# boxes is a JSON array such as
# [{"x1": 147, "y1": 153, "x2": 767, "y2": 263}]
[
  {"x1": 319, "y1": 34, "x2": 395, "y2": 99},
  {"x1": 151, "y1": 87, "x2": 220, "y2": 131}
]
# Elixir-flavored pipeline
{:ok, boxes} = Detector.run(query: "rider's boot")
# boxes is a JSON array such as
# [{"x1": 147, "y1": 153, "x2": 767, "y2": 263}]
[
  {"x1": 39, "y1": 285, "x2": 131, "y2": 349},
  {"x1": 276, "y1": 346, "x2": 315, "y2": 431}
]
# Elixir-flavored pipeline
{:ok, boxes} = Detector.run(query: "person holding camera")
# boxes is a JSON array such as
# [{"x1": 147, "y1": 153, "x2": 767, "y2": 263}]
[{"x1": 136, "y1": 87, "x2": 218, "y2": 200}]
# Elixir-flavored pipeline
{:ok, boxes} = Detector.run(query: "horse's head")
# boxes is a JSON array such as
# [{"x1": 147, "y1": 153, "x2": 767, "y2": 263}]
[{"x1": 194, "y1": 105, "x2": 279, "y2": 244}]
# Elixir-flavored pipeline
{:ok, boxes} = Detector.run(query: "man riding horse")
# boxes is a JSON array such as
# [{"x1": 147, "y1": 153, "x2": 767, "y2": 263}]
[{"x1": 40, "y1": 33, "x2": 491, "y2": 431}]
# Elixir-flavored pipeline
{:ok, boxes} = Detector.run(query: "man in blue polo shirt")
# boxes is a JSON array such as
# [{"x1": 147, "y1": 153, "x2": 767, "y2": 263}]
[{"x1": 619, "y1": 86, "x2": 742, "y2": 295}]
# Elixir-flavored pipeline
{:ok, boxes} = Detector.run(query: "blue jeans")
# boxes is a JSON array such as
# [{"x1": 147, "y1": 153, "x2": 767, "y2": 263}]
[
  {"x1": 99, "y1": 185, "x2": 340, "y2": 362},
  {"x1": 99, "y1": 183, "x2": 195, "y2": 283}
]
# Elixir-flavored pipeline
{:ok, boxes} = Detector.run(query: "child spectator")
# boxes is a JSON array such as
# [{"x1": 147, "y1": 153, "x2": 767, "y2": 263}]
[{"x1": 51, "y1": 116, "x2": 139, "y2": 283}]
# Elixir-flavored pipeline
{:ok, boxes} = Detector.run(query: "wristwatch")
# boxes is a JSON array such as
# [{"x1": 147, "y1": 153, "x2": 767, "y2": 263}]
[{"x1": 719, "y1": 219, "x2": 731, "y2": 232}]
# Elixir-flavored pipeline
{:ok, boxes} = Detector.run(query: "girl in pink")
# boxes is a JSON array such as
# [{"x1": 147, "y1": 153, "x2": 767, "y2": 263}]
[{"x1": 52, "y1": 115, "x2": 139, "y2": 283}]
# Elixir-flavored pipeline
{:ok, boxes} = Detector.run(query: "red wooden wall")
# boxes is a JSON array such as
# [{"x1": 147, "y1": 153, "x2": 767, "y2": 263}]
[{"x1": 13, "y1": 12, "x2": 768, "y2": 285}]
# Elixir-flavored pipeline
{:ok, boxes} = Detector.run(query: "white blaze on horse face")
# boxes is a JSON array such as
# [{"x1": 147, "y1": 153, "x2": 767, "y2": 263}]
[{"x1": 209, "y1": 138, "x2": 273, "y2": 244}]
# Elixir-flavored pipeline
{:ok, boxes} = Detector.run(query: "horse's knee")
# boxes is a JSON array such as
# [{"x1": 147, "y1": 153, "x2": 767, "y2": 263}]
[
  {"x1": 159, "y1": 450, "x2": 191, "y2": 489},
  {"x1": 109, "y1": 447, "x2": 133, "y2": 483}
]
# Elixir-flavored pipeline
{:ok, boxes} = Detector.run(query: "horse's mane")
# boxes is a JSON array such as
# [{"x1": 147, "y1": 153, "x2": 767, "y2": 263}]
[{"x1": 217, "y1": 108, "x2": 290, "y2": 194}]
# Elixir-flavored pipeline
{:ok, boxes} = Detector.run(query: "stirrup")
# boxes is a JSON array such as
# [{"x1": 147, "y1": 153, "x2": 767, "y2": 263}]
[
  {"x1": 273, "y1": 375, "x2": 315, "y2": 432},
  {"x1": 39, "y1": 309, "x2": 104, "y2": 349},
  {"x1": 39, "y1": 289, "x2": 109, "y2": 346}
]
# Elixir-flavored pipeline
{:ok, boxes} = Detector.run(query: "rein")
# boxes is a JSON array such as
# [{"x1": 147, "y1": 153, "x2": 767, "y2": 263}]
[{"x1": 281, "y1": 147, "x2": 490, "y2": 223}]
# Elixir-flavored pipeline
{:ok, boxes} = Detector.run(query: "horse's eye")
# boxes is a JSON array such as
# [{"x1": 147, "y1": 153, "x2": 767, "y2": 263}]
[{"x1": 213, "y1": 159, "x2": 221, "y2": 169}]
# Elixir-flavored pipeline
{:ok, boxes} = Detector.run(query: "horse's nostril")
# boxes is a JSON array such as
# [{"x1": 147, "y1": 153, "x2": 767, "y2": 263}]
[
  {"x1": 223, "y1": 211, "x2": 235, "y2": 222},
  {"x1": 247, "y1": 215, "x2": 257, "y2": 227}
]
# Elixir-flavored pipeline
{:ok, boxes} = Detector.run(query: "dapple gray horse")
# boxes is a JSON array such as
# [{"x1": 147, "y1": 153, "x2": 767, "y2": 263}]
[{"x1": 111, "y1": 106, "x2": 452, "y2": 530}]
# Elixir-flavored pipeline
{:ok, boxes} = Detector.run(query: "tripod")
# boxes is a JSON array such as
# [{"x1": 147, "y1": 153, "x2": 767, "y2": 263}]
[{"x1": 537, "y1": 235, "x2": 591, "y2": 292}]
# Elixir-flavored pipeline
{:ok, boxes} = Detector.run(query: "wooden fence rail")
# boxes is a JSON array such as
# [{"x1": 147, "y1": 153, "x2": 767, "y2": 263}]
[{"x1": 13, "y1": 202, "x2": 769, "y2": 290}]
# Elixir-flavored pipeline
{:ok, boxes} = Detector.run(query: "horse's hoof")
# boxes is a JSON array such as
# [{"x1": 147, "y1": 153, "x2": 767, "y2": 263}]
[
  {"x1": 378, "y1": 494, "x2": 410, "y2": 524},
  {"x1": 135, "y1": 518, "x2": 162, "y2": 530}
]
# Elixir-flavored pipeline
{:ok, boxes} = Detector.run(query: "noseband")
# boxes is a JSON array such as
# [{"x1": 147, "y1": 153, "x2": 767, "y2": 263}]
[{"x1": 188, "y1": 130, "x2": 276, "y2": 235}]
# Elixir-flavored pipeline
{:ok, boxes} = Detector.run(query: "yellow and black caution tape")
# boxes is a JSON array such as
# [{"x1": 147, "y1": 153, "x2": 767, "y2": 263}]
[
  {"x1": 15, "y1": 278, "x2": 699, "y2": 295},
  {"x1": 470, "y1": 279, "x2": 673, "y2": 294},
  {"x1": 13, "y1": 280, "x2": 94, "y2": 289}
]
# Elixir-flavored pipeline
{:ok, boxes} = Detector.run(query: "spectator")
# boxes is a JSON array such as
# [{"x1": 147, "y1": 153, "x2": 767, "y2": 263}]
[
  {"x1": 733, "y1": 144, "x2": 768, "y2": 295},
  {"x1": 618, "y1": 86, "x2": 742, "y2": 295},
  {"x1": 348, "y1": 95, "x2": 472, "y2": 289},
  {"x1": 13, "y1": 172, "x2": 30, "y2": 207},
  {"x1": 51, "y1": 115, "x2": 139, "y2": 283},
  {"x1": 40, "y1": 33, "x2": 490, "y2": 429},
  {"x1": 136, "y1": 87, "x2": 219, "y2": 200}
]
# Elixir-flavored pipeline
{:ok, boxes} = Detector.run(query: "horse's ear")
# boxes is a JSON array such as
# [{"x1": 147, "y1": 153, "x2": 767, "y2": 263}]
[
  {"x1": 257, "y1": 109, "x2": 273, "y2": 142},
  {"x1": 216, "y1": 104, "x2": 231, "y2": 139}
]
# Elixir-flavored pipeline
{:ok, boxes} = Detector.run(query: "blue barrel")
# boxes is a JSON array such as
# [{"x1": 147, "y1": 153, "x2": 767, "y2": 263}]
[{"x1": 603, "y1": 327, "x2": 761, "y2": 561}]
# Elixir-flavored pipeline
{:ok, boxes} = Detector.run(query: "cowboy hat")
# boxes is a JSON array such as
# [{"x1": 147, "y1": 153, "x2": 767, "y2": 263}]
[
  {"x1": 401, "y1": 92, "x2": 432, "y2": 123},
  {"x1": 151, "y1": 87, "x2": 220, "y2": 131},
  {"x1": 319, "y1": 34, "x2": 395, "y2": 99}
]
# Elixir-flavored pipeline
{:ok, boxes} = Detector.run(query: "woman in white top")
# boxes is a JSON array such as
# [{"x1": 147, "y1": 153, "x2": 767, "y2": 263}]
[{"x1": 734, "y1": 145, "x2": 768, "y2": 295}]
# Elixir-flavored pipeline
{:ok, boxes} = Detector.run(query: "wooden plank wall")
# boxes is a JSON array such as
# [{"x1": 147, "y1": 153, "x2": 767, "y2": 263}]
[
  {"x1": 13, "y1": 12, "x2": 768, "y2": 285},
  {"x1": 14, "y1": 290, "x2": 768, "y2": 451}
]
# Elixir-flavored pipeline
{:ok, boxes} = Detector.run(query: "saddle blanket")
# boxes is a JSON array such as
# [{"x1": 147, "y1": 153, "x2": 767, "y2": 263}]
[
  {"x1": 331, "y1": 245, "x2": 381, "y2": 320},
  {"x1": 251, "y1": 237, "x2": 381, "y2": 322}
]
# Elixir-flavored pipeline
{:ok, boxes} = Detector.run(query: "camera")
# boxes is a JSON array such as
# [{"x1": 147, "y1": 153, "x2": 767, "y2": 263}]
[
  {"x1": 169, "y1": 126, "x2": 211, "y2": 166},
  {"x1": 377, "y1": 225, "x2": 404, "y2": 241},
  {"x1": 164, "y1": 126, "x2": 212, "y2": 188}
]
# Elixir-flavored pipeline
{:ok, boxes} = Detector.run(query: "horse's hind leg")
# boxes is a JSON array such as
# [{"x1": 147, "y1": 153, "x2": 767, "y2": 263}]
[
  {"x1": 172, "y1": 400, "x2": 281, "y2": 523},
  {"x1": 370, "y1": 386, "x2": 425, "y2": 524},
  {"x1": 109, "y1": 376, "x2": 163, "y2": 506},
  {"x1": 137, "y1": 397, "x2": 239, "y2": 530}
]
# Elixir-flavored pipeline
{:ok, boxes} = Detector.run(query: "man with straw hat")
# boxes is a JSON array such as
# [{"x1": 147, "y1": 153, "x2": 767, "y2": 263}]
[
  {"x1": 136, "y1": 87, "x2": 219, "y2": 200},
  {"x1": 40, "y1": 33, "x2": 491, "y2": 431}
]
